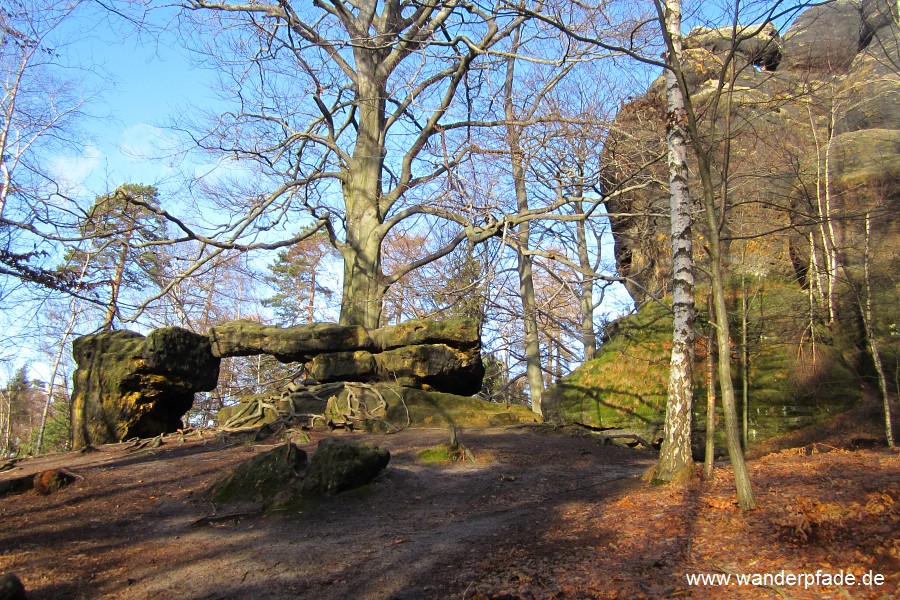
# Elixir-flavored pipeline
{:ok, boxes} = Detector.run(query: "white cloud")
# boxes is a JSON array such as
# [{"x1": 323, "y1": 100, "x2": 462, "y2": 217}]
[
  {"x1": 47, "y1": 144, "x2": 104, "y2": 196},
  {"x1": 118, "y1": 123, "x2": 178, "y2": 163}
]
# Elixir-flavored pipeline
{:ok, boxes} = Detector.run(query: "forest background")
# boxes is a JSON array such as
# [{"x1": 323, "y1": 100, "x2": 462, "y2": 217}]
[{"x1": 1, "y1": 0, "x2": 895, "y2": 468}]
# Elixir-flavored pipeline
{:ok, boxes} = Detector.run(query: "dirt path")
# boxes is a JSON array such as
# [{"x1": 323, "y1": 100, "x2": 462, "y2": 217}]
[
  {"x1": 0, "y1": 427, "x2": 655, "y2": 599},
  {"x1": 1, "y1": 424, "x2": 897, "y2": 599}
]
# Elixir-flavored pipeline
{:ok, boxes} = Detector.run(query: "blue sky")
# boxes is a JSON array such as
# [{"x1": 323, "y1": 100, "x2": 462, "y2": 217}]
[{"x1": 48, "y1": 4, "x2": 213, "y2": 200}]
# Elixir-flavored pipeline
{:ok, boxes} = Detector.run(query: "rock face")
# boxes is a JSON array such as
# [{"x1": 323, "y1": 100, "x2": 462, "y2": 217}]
[
  {"x1": 73, "y1": 317, "x2": 486, "y2": 447},
  {"x1": 71, "y1": 328, "x2": 220, "y2": 449},
  {"x1": 603, "y1": 0, "x2": 900, "y2": 303},
  {"x1": 562, "y1": 1, "x2": 899, "y2": 446}
]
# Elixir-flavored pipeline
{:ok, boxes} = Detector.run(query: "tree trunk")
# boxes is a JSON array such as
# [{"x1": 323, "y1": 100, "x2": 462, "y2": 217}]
[
  {"x1": 102, "y1": 242, "x2": 130, "y2": 330},
  {"x1": 339, "y1": 66, "x2": 387, "y2": 329},
  {"x1": 704, "y1": 204, "x2": 756, "y2": 508},
  {"x1": 36, "y1": 312, "x2": 78, "y2": 454},
  {"x1": 504, "y1": 45, "x2": 544, "y2": 416},
  {"x1": 655, "y1": 0, "x2": 695, "y2": 482},
  {"x1": 1, "y1": 391, "x2": 10, "y2": 455},
  {"x1": 575, "y1": 200, "x2": 597, "y2": 361},
  {"x1": 861, "y1": 213, "x2": 894, "y2": 447},
  {"x1": 653, "y1": 0, "x2": 757, "y2": 508},
  {"x1": 741, "y1": 273, "x2": 750, "y2": 451},
  {"x1": 703, "y1": 297, "x2": 717, "y2": 481}
]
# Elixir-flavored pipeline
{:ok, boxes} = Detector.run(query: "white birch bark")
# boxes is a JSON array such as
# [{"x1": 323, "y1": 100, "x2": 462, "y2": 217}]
[{"x1": 655, "y1": 0, "x2": 696, "y2": 481}]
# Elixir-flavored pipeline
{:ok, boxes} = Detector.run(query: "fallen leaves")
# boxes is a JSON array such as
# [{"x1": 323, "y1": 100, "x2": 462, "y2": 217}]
[{"x1": 451, "y1": 447, "x2": 899, "y2": 599}]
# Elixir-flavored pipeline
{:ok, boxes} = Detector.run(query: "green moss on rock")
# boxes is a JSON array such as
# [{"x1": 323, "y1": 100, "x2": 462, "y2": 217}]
[
  {"x1": 211, "y1": 442, "x2": 308, "y2": 509},
  {"x1": 301, "y1": 437, "x2": 390, "y2": 497},
  {"x1": 380, "y1": 386, "x2": 540, "y2": 428},
  {"x1": 545, "y1": 283, "x2": 862, "y2": 447}
]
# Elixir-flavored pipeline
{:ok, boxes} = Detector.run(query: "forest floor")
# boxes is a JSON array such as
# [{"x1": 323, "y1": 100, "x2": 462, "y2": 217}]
[{"x1": 0, "y1": 395, "x2": 897, "y2": 599}]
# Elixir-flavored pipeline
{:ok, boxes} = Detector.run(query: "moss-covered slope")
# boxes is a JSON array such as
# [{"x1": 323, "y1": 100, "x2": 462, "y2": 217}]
[{"x1": 544, "y1": 281, "x2": 865, "y2": 447}]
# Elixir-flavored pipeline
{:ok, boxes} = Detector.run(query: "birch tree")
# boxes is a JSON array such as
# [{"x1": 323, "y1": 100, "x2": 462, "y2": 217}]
[
  {"x1": 0, "y1": 0, "x2": 97, "y2": 295},
  {"x1": 652, "y1": 0, "x2": 696, "y2": 484}
]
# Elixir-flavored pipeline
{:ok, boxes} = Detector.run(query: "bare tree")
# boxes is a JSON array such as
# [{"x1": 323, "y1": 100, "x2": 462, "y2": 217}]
[
  {"x1": 0, "y1": 0, "x2": 99, "y2": 295},
  {"x1": 155, "y1": 0, "x2": 546, "y2": 329}
]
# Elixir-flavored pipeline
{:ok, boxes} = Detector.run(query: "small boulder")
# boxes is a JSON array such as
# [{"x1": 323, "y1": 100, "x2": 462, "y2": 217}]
[
  {"x1": 211, "y1": 443, "x2": 308, "y2": 510},
  {"x1": 33, "y1": 470, "x2": 77, "y2": 496},
  {"x1": 301, "y1": 437, "x2": 390, "y2": 496}
]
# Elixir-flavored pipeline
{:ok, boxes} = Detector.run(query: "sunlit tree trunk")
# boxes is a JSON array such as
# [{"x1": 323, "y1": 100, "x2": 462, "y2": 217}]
[
  {"x1": 339, "y1": 65, "x2": 388, "y2": 328},
  {"x1": 0, "y1": 389, "x2": 10, "y2": 455},
  {"x1": 704, "y1": 297, "x2": 717, "y2": 481},
  {"x1": 654, "y1": 0, "x2": 695, "y2": 482},
  {"x1": 102, "y1": 242, "x2": 130, "y2": 330},
  {"x1": 574, "y1": 197, "x2": 597, "y2": 361},
  {"x1": 861, "y1": 213, "x2": 894, "y2": 447},
  {"x1": 504, "y1": 52, "x2": 544, "y2": 416},
  {"x1": 741, "y1": 273, "x2": 750, "y2": 451},
  {"x1": 37, "y1": 251, "x2": 90, "y2": 453}
]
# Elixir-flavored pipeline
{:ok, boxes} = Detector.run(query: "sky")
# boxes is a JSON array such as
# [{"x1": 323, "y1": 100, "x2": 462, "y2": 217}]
[{"x1": 49, "y1": 4, "x2": 214, "y2": 200}]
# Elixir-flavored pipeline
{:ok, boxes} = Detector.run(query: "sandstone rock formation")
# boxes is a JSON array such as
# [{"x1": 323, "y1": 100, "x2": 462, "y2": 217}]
[
  {"x1": 548, "y1": 1, "x2": 899, "y2": 443},
  {"x1": 71, "y1": 328, "x2": 221, "y2": 449},
  {"x1": 73, "y1": 317, "x2": 487, "y2": 447},
  {"x1": 211, "y1": 316, "x2": 484, "y2": 395},
  {"x1": 603, "y1": 0, "x2": 899, "y2": 303},
  {"x1": 208, "y1": 320, "x2": 374, "y2": 361}
]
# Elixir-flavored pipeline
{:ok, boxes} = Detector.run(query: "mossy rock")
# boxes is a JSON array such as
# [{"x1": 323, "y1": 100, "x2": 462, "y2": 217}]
[
  {"x1": 301, "y1": 437, "x2": 390, "y2": 497},
  {"x1": 380, "y1": 386, "x2": 540, "y2": 428},
  {"x1": 216, "y1": 394, "x2": 288, "y2": 429},
  {"x1": 211, "y1": 443, "x2": 308, "y2": 510},
  {"x1": 370, "y1": 317, "x2": 481, "y2": 350},
  {"x1": 543, "y1": 301, "x2": 674, "y2": 431},
  {"x1": 71, "y1": 327, "x2": 220, "y2": 449},
  {"x1": 208, "y1": 320, "x2": 374, "y2": 361}
]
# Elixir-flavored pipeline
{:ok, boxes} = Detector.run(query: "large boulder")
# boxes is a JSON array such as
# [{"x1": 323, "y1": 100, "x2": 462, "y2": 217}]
[
  {"x1": 211, "y1": 317, "x2": 485, "y2": 394},
  {"x1": 374, "y1": 344, "x2": 484, "y2": 395},
  {"x1": 71, "y1": 328, "x2": 220, "y2": 449},
  {"x1": 307, "y1": 343, "x2": 484, "y2": 395},
  {"x1": 780, "y1": 0, "x2": 867, "y2": 73}
]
